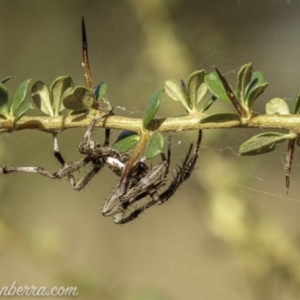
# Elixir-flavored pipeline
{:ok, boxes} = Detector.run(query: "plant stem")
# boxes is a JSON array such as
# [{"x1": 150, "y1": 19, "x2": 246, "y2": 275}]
[{"x1": 1, "y1": 113, "x2": 300, "y2": 134}]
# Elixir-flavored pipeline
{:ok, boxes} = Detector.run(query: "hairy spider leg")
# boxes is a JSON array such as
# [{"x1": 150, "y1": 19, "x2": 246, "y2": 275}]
[
  {"x1": 117, "y1": 130, "x2": 202, "y2": 224},
  {"x1": 158, "y1": 129, "x2": 202, "y2": 204},
  {"x1": 108, "y1": 135, "x2": 172, "y2": 224},
  {"x1": 0, "y1": 116, "x2": 114, "y2": 191},
  {"x1": 53, "y1": 117, "x2": 113, "y2": 190},
  {"x1": 102, "y1": 161, "x2": 149, "y2": 217}
]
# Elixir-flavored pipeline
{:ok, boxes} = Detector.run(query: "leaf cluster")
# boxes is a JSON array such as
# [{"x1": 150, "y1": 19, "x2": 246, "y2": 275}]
[{"x1": 0, "y1": 77, "x2": 32, "y2": 130}]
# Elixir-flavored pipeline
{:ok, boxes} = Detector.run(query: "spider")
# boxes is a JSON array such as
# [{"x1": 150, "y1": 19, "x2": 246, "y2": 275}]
[
  {"x1": 102, "y1": 129, "x2": 202, "y2": 224},
  {"x1": 0, "y1": 116, "x2": 202, "y2": 224},
  {"x1": 0, "y1": 114, "x2": 130, "y2": 190}
]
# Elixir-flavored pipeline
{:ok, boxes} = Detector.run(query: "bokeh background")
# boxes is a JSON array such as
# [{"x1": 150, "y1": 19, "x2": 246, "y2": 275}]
[{"x1": 1, "y1": 0, "x2": 300, "y2": 299}]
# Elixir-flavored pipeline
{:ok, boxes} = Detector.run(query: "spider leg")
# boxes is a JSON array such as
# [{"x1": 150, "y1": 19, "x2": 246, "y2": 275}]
[
  {"x1": 105, "y1": 135, "x2": 171, "y2": 223},
  {"x1": 158, "y1": 129, "x2": 202, "y2": 204},
  {"x1": 53, "y1": 134, "x2": 67, "y2": 167},
  {"x1": 111, "y1": 135, "x2": 172, "y2": 223},
  {"x1": 52, "y1": 133, "x2": 102, "y2": 190},
  {"x1": 115, "y1": 199, "x2": 156, "y2": 224},
  {"x1": 104, "y1": 128, "x2": 110, "y2": 147},
  {"x1": 0, "y1": 134, "x2": 71, "y2": 178},
  {"x1": 1, "y1": 115, "x2": 116, "y2": 192},
  {"x1": 160, "y1": 134, "x2": 171, "y2": 176},
  {"x1": 0, "y1": 166, "x2": 59, "y2": 178},
  {"x1": 102, "y1": 162, "x2": 149, "y2": 216},
  {"x1": 78, "y1": 118, "x2": 100, "y2": 154},
  {"x1": 115, "y1": 130, "x2": 202, "y2": 224},
  {"x1": 53, "y1": 127, "x2": 106, "y2": 189},
  {"x1": 68, "y1": 159, "x2": 104, "y2": 190},
  {"x1": 52, "y1": 133, "x2": 78, "y2": 186},
  {"x1": 122, "y1": 135, "x2": 171, "y2": 206},
  {"x1": 54, "y1": 116, "x2": 116, "y2": 189},
  {"x1": 0, "y1": 155, "x2": 104, "y2": 191},
  {"x1": 78, "y1": 114, "x2": 112, "y2": 154}
]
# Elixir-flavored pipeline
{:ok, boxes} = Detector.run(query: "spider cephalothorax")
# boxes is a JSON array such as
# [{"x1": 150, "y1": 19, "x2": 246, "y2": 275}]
[{"x1": 0, "y1": 116, "x2": 202, "y2": 224}]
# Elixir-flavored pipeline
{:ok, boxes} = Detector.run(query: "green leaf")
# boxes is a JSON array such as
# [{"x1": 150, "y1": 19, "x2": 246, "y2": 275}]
[
  {"x1": 292, "y1": 90, "x2": 300, "y2": 114},
  {"x1": 142, "y1": 89, "x2": 163, "y2": 129},
  {"x1": 195, "y1": 83, "x2": 207, "y2": 105},
  {"x1": 145, "y1": 132, "x2": 164, "y2": 159},
  {"x1": 114, "y1": 130, "x2": 137, "y2": 143},
  {"x1": 94, "y1": 82, "x2": 107, "y2": 101},
  {"x1": 236, "y1": 63, "x2": 252, "y2": 103},
  {"x1": 62, "y1": 86, "x2": 94, "y2": 111},
  {"x1": 50, "y1": 76, "x2": 73, "y2": 115},
  {"x1": 239, "y1": 132, "x2": 290, "y2": 155},
  {"x1": 200, "y1": 112, "x2": 240, "y2": 123},
  {"x1": 187, "y1": 70, "x2": 206, "y2": 109},
  {"x1": 1, "y1": 75, "x2": 15, "y2": 84},
  {"x1": 200, "y1": 95, "x2": 217, "y2": 112},
  {"x1": 31, "y1": 81, "x2": 53, "y2": 116},
  {"x1": 12, "y1": 103, "x2": 34, "y2": 129},
  {"x1": 112, "y1": 132, "x2": 140, "y2": 153},
  {"x1": 10, "y1": 79, "x2": 31, "y2": 114},
  {"x1": 0, "y1": 82, "x2": 9, "y2": 117},
  {"x1": 265, "y1": 98, "x2": 290, "y2": 115},
  {"x1": 246, "y1": 82, "x2": 268, "y2": 108},
  {"x1": 164, "y1": 79, "x2": 190, "y2": 111},
  {"x1": 245, "y1": 71, "x2": 264, "y2": 98},
  {"x1": 204, "y1": 72, "x2": 231, "y2": 103}
]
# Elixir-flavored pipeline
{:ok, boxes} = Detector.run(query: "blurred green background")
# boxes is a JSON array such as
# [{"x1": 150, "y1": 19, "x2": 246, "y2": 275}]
[{"x1": 1, "y1": 0, "x2": 300, "y2": 299}]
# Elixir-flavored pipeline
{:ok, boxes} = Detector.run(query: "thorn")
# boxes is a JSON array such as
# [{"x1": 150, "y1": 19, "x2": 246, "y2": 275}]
[{"x1": 82, "y1": 17, "x2": 93, "y2": 89}]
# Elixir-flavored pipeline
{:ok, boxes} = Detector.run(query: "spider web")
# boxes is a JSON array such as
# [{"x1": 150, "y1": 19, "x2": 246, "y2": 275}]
[
  {"x1": 1, "y1": 0, "x2": 299, "y2": 221},
  {"x1": 86, "y1": 1, "x2": 300, "y2": 214}
]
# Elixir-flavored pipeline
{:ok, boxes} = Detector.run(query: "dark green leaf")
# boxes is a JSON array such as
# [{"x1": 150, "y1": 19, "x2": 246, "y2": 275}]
[
  {"x1": 115, "y1": 130, "x2": 138, "y2": 143},
  {"x1": 187, "y1": 70, "x2": 206, "y2": 109},
  {"x1": 50, "y1": 76, "x2": 73, "y2": 115},
  {"x1": 12, "y1": 103, "x2": 34, "y2": 129},
  {"x1": 31, "y1": 81, "x2": 53, "y2": 115},
  {"x1": 112, "y1": 133, "x2": 140, "y2": 153},
  {"x1": 252, "y1": 71, "x2": 264, "y2": 85},
  {"x1": 204, "y1": 72, "x2": 231, "y2": 102},
  {"x1": 94, "y1": 82, "x2": 107, "y2": 101},
  {"x1": 142, "y1": 89, "x2": 163, "y2": 129},
  {"x1": 164, "y1": 79, "x2": 190, "y2": 111},
  {"x1": 200, "y1": 112, "x2": 240, "y2": 124},
  {"x1": 0, "y1": 82, "x2": 9, "y2": 117},
  {"x1": 1, "y1": 75, "x2": 15, "y2": 84},
  {"x1": 292, "y1": 90, "x2": 300, "y2": 114},
  {"x1": 246, "y1": 82, "x2": 268, "y2": 108},
  {"x1": 265, "y1": 98, "x2": 290, "y2": 115},
  {"x1": 245, "y1": 71, "x2": 264, "y2": 98},
  {"x1": 239, "y1": 132, "x2": 290, "y2": 155},
  {"x1": 145, "y1": 132, "x2": 164, "y2": 159},
  {"x1": 63, "y1": 86, "x2": 94, "y2": 111},
  {"x1": 236, "y1": 63, "x2": 252, "y2": 103},
  {"x1": 10, "y1": 79, "x2": 31, "y2": 114}
]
